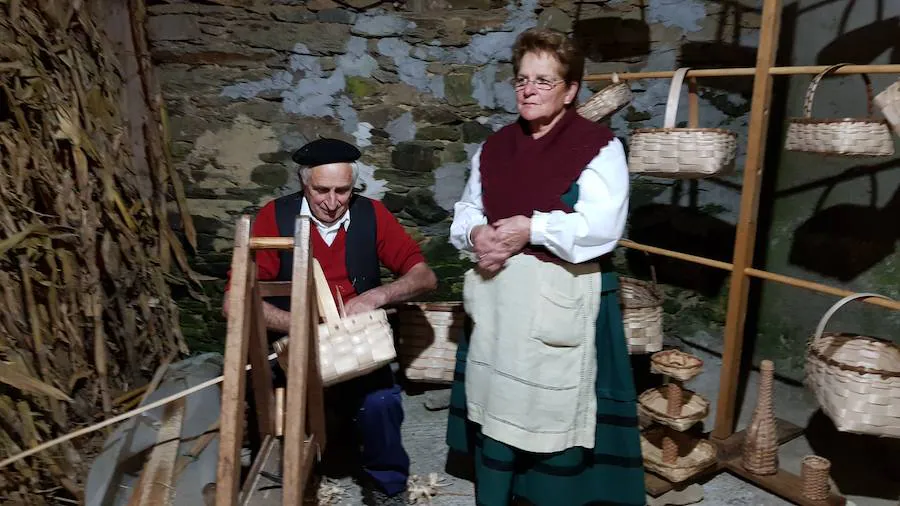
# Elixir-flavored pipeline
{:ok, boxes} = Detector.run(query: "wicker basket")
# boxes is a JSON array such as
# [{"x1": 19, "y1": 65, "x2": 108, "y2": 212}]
[
  {"x1": 641, "y1": 426, "x2": 718, "y2": 483},
  {"x1": 396, "y1": 302, "x2": 464, "y2": 384},
  {"x1": 628, "y1": 67, "x2": 737, "y2": 178},
  {"x1": 650, "y1": 349, "x2": 704, "y2": 382},
  {"x1": 874, "y1": 79, "x2": 900, "y2": 136},
  {"x1": 619, "y1": 276, "x2": 664, "y2": 354},
  {"x1": 274, "y1": 260, "x2": 396, "y2": 387},
  {"x1": 785, "y1": 63, "x2": 895, "y2": 157},
  {"x1": 577, "y1": 73, "x2": 633, "y2": 122},
  {"x1": 638, "y1": 385, "x2": 709, "y2": 431},
  {"x1": 805, "y1": 292, "x2": 900, "y2": 438}
]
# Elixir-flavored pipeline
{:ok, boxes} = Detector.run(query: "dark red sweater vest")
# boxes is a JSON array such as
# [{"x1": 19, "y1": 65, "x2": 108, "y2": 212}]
[{"x1": 479, "y1": 107, "x2": 615, "y2": 264}]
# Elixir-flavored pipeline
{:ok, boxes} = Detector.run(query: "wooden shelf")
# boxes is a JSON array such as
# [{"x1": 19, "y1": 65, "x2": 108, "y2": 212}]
[{"x1": 724, "y1": 457, "x2": 847, "y2": 506}]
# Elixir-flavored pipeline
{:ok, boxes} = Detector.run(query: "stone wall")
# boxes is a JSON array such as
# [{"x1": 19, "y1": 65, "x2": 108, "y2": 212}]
[{"x1": 148, "y1": 0, "x2": 763, "y2": 354}]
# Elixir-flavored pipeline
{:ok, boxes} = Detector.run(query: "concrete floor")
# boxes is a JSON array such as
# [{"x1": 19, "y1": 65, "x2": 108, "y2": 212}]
[{"x1": 314, "y1": 342, "x2": 900, "y2": 505}]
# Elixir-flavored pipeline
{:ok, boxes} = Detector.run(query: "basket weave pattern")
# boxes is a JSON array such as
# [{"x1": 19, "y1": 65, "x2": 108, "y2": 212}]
[
  {"x1": 638, "y1": 385, "x2": 709, "y2": 432},
  {"x1": 396, "y1": 303, "x2": 464, "y2": 383},
  {"x1": 805, "y1": 293, "x2": 900, "y2": 438},
  {"x1": 742, "y1": 360, "x2": 779, "y2": 475},
  {"x1": 619, "y1": 277, "x2": 664, "y2": 354},
  {"x1": 801, "y1": 455, "x2": 832, "y2": 501},
  {"x1": 628, "y1": 67, "x2": 737, "y2": 178},
  {"x1": 874, "y1": 79, "x2": 900, "y2": 136},
  {"x1": 785, "y1": 63, "x2": 894, "y2": 157},
  {"x1": 577, "y1": 73, "x2": 633, "y2": 122},
  {"x1": 640, "y1": 427, "x2": 717, "y2": 483}
]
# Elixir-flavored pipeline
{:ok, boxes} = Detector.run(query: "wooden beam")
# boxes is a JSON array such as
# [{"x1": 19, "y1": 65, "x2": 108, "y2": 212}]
[
  {"x1": 711, "y1": 0, "x2": 782, "y2": 441},
  {"x1": 216, "y1": 216, "x2": 253, "y2": 506},
  {"x1": 585, "y1": 64, "x2": 900, "y2": 81},
  {"x1": 745, "y1": 268, "x2": 900, "y2": 311},
  {"x1": 248, "y1": 266, "x2": 275, "y2": 440},
  {"x1": 258, "y1": 281, "x2": 292, "y2": 298},
  {"x1": 249, "y1": 237, "x2": 294, "y2": 250},
  {"x1": 282, "y1": 218, "x2": 313, "y2": 506},
  {"x1": 724, "y1": 457, "x2": 846, "y2": 506},
  {"x1": 619, "y1": 239, "x2": 733, "y2": 271}
]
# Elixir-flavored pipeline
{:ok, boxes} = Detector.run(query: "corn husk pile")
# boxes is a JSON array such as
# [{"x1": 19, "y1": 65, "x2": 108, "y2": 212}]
[{"x1": 0, "y1": 1, "x2": 194, "y2": 503}]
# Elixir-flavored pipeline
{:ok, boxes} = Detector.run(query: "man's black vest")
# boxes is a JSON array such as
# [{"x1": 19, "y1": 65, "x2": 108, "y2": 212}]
[{"x1": 265, "y1": 192, "x2": 382, "y2": 313}]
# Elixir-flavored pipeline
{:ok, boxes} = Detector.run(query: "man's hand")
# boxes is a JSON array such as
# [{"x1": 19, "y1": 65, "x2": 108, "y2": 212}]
[{"x1": 342, "y1": 288, "x2": 387, "y2": 316}]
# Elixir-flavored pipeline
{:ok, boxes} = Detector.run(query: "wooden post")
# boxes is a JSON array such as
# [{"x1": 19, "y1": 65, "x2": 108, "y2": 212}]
[
  {"x1": 711, "y1": 0, "x2": 782, "y2": 441},
  {"x1": 248, "y1": 267, "x2": 275, "y2": 440},
  {"x1": 216, "y1": 216, "x2": 253, "y2": 506},
  {"x1": 282, "y1": 218, "x2": 313, "y2": 506}
]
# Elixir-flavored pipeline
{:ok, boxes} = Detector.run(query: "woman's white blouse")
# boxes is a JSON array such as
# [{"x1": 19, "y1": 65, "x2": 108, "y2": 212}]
[{"x1": 449, "y1": 137, "x2": 630, "y2": 264}]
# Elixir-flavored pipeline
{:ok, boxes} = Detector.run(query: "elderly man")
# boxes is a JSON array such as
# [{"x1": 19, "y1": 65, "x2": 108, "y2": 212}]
[{"x1": 226, "y1": 138, "x2": 437, "y2": 505}]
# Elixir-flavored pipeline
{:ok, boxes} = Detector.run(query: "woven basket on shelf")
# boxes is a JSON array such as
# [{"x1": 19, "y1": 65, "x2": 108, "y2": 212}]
[
  {"x1": 785, "y1": 63, "x2": 894, "y2": 157},
  {"x1": 805, "y1": 292, "x2": 900, "y2": 438},
  {"x1": 628, "y1": 67, "x2": 737, "y2": 178},
  {"x1": 577, "y1": 73, "x2": 633, "y2": 122},
  {"x1": 619, "y1": 276, "x2": 664, "y2": 354},
  {"x1": 640, "y1": 426, "x2": 718, "y2": 483},
  {"x1": 395, "y1": 302, "x2": 464, "y2": 384},
  {"x1": 274, "y1": 259, "x2": 396, "y2": 387},
  {"x1": 874, "y1": 78, "x2": 900, "y2": 136},
  {"x1": 638, "y1": 386, "x2": 709, "y2": 431}
]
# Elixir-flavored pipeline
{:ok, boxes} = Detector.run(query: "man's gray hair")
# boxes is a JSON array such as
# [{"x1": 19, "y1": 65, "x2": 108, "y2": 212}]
[{"x1": 298, "y1": 162, "x2": 360, "y2": 186}]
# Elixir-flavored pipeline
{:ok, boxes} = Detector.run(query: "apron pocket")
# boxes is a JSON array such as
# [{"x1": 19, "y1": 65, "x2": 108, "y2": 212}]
[{"x1": 530, "y1": 283, "x2": 585, "y2": 348}]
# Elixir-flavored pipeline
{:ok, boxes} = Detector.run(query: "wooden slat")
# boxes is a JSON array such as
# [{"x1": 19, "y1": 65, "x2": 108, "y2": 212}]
[
  {"x1": 239, "y1": 436, "x2": 281, "y2": 506},
  {"x1": 745, "y1": 268, "x2": 900, "y2": 310},
  {"x1": 306, "y1": 277, "x2": 327, "y2": 454},
  {"x1": 216, "y1": 216, "x2": 253, "y2": 506},
  {"x1": 619, "y1": 239, "x2": 733, "y2": 271},
  {"x1": 249, "y1": 237, "x2": 294, "y2": 250},
  {"x1": 248, "y1": 266, "x2": 275, "y2": 440},
  {"x1": 585, "y1": 63, "x2": 900, "y2": 81},
  {"x1": 258, "y1": 281, "x2": 292, "y2": 298},
  {"x1": 712, "y1": 0, "x2": 782, "y2": 442},
  {"x1": 282, "y1": 217, "x2": 313, "y2": 506},
  {"x1": 134, "y1": 397, "x2": 185, "y2": 505}
]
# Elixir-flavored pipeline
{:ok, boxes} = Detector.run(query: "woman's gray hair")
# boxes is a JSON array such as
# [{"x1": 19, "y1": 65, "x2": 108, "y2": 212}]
[{"x1": 298, "y1": 162, "x2": 360, "y2": 186}]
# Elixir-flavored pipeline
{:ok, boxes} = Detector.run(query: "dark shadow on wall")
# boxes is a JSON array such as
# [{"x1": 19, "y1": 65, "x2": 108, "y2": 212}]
[
  {"x1": 805, "y1": 409, "x2": 900, "y2": 499},
  {"x1": 816, "y1": 0, "x2": 900, "y2": 65},
  {"x1": 625, "y1": 181, "x2": 736, "y2": 298},
  {"x1": 787, "y1": 168, "x2": 899, "y2": 282},
  {"x1": 571, "y1": 0, "x2": 651, "y2": 62}
]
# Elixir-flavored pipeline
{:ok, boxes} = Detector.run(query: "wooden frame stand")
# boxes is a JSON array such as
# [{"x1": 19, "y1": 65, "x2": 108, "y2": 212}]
[
  {"x1": 215, "y1": 216, "x2": 327, "y2": 506},
  {"x1": 583, "y1": 0, "x2": 900, "y2": 503}
]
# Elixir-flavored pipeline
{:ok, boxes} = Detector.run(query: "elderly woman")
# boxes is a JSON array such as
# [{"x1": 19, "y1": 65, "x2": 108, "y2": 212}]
[{"x1": 445, "y1": 28, "x2": 646, "y2": 505}]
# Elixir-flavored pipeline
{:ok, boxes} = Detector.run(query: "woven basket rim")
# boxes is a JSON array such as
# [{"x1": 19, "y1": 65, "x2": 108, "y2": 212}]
[
  {"x1": 632, "y1": 127, "x2": 738, "y2": 136},
  {"x1": 802, "y1": 455, "x2": 831, "y2": 469},
  {"x1": 785, "y1": 145, "x2": 894, "y2": 157},
  {"x1": 620, "y1": 276, "x2": 663, "y2": 308},
  {"x1": 807, "y1": 331, "x2": 900, "y2": 378},
  {"x1": 400, "y1": 301, "x2": 464, "y2": 311},
  {"x1": 652, "y1": 349, "x2": 704, "y2": 370},
  {"x1": 788, "y1": 117, "x2": 890, "y2": 125}
]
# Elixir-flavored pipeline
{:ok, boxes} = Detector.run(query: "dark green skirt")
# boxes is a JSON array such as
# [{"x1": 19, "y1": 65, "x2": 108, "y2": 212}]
[{"x1": 446, "y1": 273, "x2": 646, "y2": 506}]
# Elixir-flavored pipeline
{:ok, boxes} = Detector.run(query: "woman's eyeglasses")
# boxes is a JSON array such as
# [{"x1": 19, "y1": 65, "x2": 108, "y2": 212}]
[{"x1": 513, "y1": 77, "x2": 563, "y2": 91}]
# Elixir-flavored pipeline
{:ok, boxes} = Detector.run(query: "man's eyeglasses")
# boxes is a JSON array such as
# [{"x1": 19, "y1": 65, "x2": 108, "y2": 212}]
[{"x1": 513, "y1": 77, "x2": 564, "y2": 91}]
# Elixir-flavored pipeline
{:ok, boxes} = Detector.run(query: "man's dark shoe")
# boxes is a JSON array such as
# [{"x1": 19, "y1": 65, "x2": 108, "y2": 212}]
[{"x1": 362, "y1": 485, "x2": 407, "y2": 506}]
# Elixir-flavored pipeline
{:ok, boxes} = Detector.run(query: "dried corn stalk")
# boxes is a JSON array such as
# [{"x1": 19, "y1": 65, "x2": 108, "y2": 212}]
[{"x1": 0, "y1": 1, "x2": 191, "y2": 503}]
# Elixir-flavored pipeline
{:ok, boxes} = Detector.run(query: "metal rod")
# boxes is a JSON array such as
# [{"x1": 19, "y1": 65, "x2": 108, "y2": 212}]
[{"x1": 585, "y1": 64, "x2": 900, "y2": 82}]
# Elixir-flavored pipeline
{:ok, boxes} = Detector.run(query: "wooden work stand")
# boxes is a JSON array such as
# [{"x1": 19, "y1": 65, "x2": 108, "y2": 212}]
[{"x1": 215, "y1": 216, "x2": 327, "y2": 506}]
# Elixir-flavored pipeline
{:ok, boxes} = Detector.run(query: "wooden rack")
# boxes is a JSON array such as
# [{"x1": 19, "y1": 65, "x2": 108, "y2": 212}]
[
  {"x1": 216, "y1": 216, "x2": 326, "y2": 506},
  {"x1": 585, "y1": 0, "x2": 898, "y2": 503}
]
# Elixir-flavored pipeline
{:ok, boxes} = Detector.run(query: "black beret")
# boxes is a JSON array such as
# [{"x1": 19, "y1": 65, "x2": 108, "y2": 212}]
[{"x1": 291, "y1": 138, "x2": 361, "y2": 166}]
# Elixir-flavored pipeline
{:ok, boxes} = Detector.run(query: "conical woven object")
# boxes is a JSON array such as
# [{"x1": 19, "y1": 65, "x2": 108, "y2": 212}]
[{"x1": 742, "y1": 360, "x2": 779, "y2": 475}]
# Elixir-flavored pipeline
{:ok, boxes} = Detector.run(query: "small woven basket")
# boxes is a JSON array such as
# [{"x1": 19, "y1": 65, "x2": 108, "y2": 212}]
[
  {"x1": 638, "y1": 385, "x2": 709, "y2": 431},
  {"x1": 395, "y1": 302, "x2": 464, "y2": 384},
  {"x1": 640, "y1": 427, "x2": 718, "y2": 483},
  {"x1": 274, "y1": 260, "x2": 396, "y2": 387},
  {"x1": 804, "y1": 292, "x2": 900, "y2": 438},
  {"x1": 801, "y1": 455, "x2": 832, "y2": 501},
  {"x1": 650, "y1": 349, "x2": 704, "y2": 382},
  {"x1": 785, "y1": 63, "x2": 895, "y2": 157},
  {"x1": 577, "y1": 73, "x2": 633, "y2": 122},
  {"x1": 874, "y1": 78, "x2": 900, "y2": 136},
  {"x1": 628, "y1": 67, "x2": 737, "y2": 178},
  {"x1": 619, "y1": 276, "x2": 664, "y2": 354}
]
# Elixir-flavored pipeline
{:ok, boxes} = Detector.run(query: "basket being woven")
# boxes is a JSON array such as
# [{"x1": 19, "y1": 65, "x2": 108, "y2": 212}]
[
  {"x1": 628, "y1": 67, "x2": 737, "y2": 178},
  {"x1": 619, "y1": 276, "x2": 663, "y2": 354},
  {"x1": 874, "y1": 79, "x2": 900, "y2": 137},
  {"x1": 577, "y1": 73, "x2": 633, "y2": 122},
  {"x1": 396, "y1": 302, "x2": 464, "y2": 384},
  {"x1": 805, "y1": 292, "x2": 900, "y2": 438},
  {"x1": 274, "y1": 259, "x2": 396, "y2": 387},
  {"x1": 785, "y1": 63, "x2": 894, "y2": 157}
]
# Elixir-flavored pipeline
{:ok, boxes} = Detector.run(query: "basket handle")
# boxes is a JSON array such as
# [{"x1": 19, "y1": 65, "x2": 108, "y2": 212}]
[
  {"x1": 312, "y1": 258, "x2": 344, "y2": 326},
  {"x1": 663, "y1": 67, "x2": 700, "y2": 128},
  {"x1": 813, "y1": 292, "x2": 894, "y2": 339},
  {"x1": 801, "y1": 63, "x2": 875, "y2": 119}
]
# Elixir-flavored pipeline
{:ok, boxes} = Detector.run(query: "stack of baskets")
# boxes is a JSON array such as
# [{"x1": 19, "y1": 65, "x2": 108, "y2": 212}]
[
  {"x1": 395, "y1": 302, "x2": 465, "y2": 384},
  {"x1": 785, "y1": 63, "x2": 895, "y2": 157},
  {"x1": 620, "y1": 276, "x2": 664, "y2": 354},
  {"x1": 805, "y1": 293, "x2": 900, "y2": 438}
]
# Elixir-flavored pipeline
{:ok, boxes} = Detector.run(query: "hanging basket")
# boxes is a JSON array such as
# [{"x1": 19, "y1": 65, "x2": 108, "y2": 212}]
[
  {"x1": 873, "y1": 78, "x2": 900, "y2": 137},
  {"x1": 804, "y1": 292, "x2": 900, "y2": 438},
  {"x1": 577, "y1": 73, "x2": 633, "y2": 122},
  {"x1": 395, "y1": 302, "x2": 464, "y2": 384},
  {"x1": 619, "y1": 276, "x2": 664, "y2": 354},
  {"x1": 785, "y1": 64, "x2": 894, "y2": 157},
  {"x1": 628, "y1": 67, "x2": 737, "y2": 178},
  {"x1": 274, "y1": 259, "x2": 396, "y2": 387}
]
